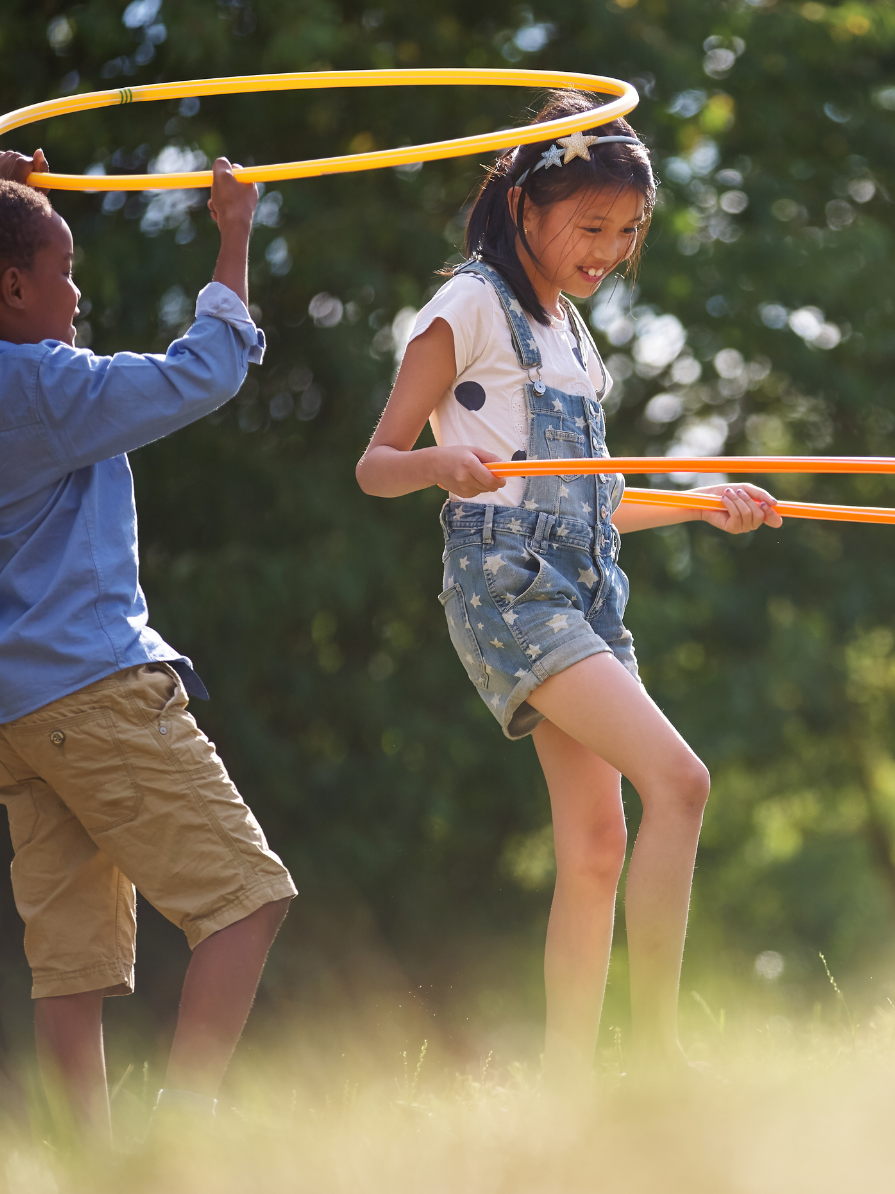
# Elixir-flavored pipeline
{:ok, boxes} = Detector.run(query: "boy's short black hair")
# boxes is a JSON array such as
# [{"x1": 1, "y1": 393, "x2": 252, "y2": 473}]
[{"x1": 0, "y1": 181, "x2": 54, "y2": 274}]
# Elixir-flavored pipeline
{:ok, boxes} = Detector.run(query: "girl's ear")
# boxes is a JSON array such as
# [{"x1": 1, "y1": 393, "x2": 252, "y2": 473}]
[{"x1": 507, "y1": 186, "x2": 535, "y2": 236}]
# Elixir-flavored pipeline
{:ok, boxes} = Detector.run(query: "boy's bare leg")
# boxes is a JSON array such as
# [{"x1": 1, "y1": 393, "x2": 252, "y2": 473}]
[
  {"x1": 34, "y1": 990, "x2": 111, "y2": 1144},
  {"x1": 164, "y1": 897, "x2": 291, "y2": 1097}
]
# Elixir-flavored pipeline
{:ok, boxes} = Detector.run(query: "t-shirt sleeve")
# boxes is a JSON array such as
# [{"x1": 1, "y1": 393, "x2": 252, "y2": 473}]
[{"x1": 409, "y1": 275, "x2": 496, "y2": 377}]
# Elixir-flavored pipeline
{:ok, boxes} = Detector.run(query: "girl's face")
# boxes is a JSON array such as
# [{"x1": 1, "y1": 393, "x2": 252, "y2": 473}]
[{"x1": 517, "y1": 185, "x2": 646, "y2": 302}]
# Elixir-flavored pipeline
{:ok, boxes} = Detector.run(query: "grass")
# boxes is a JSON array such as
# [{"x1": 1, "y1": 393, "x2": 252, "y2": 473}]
[{"x1": 6, "y1": 975, "x2": 895, "y2": 1194}]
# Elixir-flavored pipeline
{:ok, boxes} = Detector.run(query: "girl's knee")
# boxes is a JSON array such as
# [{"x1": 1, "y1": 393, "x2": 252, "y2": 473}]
[
  {"x1": 669, "y1": 755, "x2": 711, "y2": 816},
  {"x1": 557, "y1": 824, "x2": 627, "y2": 891}
]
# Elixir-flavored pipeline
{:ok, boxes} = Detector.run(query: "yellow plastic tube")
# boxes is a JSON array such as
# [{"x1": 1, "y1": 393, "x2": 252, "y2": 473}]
[{"x1": 0, "y1": 68, "x2": 638, "y2": 191}]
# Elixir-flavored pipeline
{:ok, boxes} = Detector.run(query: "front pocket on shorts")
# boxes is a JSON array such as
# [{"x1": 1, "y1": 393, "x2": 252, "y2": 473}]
[
  {"x1": 487, "y1": 542, "x2": 549, "y2": 609},
  {"x1": 132, "y1": 664, "x2": 217, "y2": 775},
  {"x1": 439, "y1": 584, "x2": 489, "y2": 691},
  {"x1": 15, "y1": 708, "x2": 142, "y2": 833}
]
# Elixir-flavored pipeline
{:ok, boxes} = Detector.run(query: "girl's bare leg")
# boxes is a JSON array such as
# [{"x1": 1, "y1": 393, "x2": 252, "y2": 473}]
[
  {"x1": 527, "y1": 652, "x2": 710, "y2": 1062},
  {"x1": 533, "y1": 720, "x2": 627, "y2": 1083}
]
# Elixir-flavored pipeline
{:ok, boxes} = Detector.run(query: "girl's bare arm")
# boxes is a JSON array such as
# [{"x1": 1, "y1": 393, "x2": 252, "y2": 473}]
[{"x1": 355, "y1": 317, "x2": 506, "y2": 499}]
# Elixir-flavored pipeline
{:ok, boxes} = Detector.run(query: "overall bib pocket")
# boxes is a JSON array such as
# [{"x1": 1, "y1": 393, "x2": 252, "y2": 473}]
[{"x1": 545, "y1": 428, "x2": 587, "y2": 482}]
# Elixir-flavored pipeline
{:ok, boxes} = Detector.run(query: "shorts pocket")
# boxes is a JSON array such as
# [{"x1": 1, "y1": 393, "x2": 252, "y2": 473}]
[
  {"x1": 615, "y1": 564, "x2": 631, "y2": 616},
  {"x1": 131, "y1": 665, "x2": 216, "y2": 775},
  {"x1": 439, "y1": 584, "x2": 489, "y2": 691},
  {"x1": 16, "y1": 708, "x2": 142, "y2": 833},
  {"x1": 489, "y1": 541, "x2": 549, "y2": 609},
  {"x1": 0, "y1": 786, "x2": 38, "y2": 852},
  {"x1": 545, "y1": 428, "x2": 587, "y2": 482}
]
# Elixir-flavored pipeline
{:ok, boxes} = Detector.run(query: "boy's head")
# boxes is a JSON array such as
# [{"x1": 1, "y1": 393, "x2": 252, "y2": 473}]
[{"x1": 0, "y1": 181, "x2": 80, "y2": 346}]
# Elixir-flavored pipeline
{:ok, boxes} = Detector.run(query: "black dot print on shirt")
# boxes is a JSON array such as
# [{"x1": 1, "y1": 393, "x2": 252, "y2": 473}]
[
  {"x1": 511, "y1": 450, "x2": 527, "y2": 461},
  {"x1": 454, "y1": 381, "x2": 487, "y2": 411}
]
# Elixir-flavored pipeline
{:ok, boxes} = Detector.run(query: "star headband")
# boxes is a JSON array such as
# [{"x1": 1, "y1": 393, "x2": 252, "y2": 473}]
[{"x1": 514, "y1": 130, "x2": 643, "y2": 186}]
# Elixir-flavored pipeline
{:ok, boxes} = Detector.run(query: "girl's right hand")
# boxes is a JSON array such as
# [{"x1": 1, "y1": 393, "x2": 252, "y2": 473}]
[{"x1": 430, "y1": 446, "x2": 507, "y2": 498}]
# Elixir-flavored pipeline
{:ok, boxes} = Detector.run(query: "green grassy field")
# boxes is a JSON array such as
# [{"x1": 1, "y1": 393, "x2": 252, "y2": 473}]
[{"x1": 8, "y1": 969, "x2": 895, "y2": 1194}]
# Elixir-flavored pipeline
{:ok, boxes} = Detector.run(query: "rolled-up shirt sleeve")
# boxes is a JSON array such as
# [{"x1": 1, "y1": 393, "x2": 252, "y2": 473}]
[{"x1": 35, "y1": 282, "x2": 266, "y2": 473}]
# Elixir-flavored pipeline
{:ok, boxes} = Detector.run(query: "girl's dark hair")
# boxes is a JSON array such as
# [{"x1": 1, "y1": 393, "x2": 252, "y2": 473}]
[{"x1": 461, "y1": 90, "x2": 655, "y2": 325}]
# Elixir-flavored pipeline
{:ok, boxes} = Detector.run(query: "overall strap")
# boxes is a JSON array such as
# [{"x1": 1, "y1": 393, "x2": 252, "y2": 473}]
[
  {"x1": 454, "y1": 259, "x2": 543, "y2": 377},
  {"x1": 562, "y1": 297, "x2": 608, "y2": 399}
]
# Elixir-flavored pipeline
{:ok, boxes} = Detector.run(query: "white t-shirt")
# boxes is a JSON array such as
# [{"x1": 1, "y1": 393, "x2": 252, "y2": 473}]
[{"x1": 410, "y1": 272, "x2": 613, "y2": 506}]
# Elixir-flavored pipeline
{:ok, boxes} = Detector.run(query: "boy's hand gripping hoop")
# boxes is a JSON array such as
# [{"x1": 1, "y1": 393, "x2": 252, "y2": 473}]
[{"x1": 0, "y1": 69, "x2": 639, "y2": 191}]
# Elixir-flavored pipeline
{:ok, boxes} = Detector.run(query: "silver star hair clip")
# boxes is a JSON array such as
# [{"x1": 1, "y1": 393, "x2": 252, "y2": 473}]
[{"x1": 514, "y1": 130, "x2": 642, "y2": 186}]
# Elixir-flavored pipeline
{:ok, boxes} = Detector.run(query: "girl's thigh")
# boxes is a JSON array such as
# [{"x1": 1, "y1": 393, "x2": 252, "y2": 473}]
[
  {"x1": 526, "y1": 652, "x2": 706, "y2": 799},
  {"x1": 533, "y1": 720, "x2": 627, "y2": 870}
]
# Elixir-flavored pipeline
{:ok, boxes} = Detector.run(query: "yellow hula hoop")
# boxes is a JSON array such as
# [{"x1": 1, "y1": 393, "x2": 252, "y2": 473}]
[{"x1": 0, "y1": 68, "x2": 639, "y2": 192}]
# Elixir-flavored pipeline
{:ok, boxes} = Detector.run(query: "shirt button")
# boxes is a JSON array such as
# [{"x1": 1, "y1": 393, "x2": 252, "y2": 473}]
[
  {"x1": 600, "y1": 505, "x2": 609, "y2": 519},
  {"x1": 159, "y1": 725, "x2": 168, "y2": 736},
  {"x1": 49, "y1": 730, "x2": 66, "y2": 746}
]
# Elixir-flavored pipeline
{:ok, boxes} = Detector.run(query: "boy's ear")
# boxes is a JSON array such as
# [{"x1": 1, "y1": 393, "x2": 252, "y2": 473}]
[{"x1": 0, "y1": 265, "x2": 26, "y2": 310}]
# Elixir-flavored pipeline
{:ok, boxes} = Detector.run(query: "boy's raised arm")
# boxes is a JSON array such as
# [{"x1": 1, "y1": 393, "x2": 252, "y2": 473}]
[
  {"x1": 207, "y1": 157, "x2": 256, "y2": 308},
  {"x1": 27, "y1": 158, "x2": 262, "y2": 477}
]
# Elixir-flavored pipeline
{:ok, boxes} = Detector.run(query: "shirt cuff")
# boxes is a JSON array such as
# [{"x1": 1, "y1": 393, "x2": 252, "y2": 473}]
[{"x1": 195, "y1": 281, "x2": 266, "y2": 365}]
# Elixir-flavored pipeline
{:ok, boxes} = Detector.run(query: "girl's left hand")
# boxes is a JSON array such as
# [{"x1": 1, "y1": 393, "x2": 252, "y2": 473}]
[{"x1": 691, "y1": 483, "x2": 784, "y2": 534}]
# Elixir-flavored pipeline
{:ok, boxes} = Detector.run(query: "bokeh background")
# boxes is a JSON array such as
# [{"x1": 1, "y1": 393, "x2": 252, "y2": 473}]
[{"x1": 1, "y1": 0, "x2": 894, "y2": 1094}]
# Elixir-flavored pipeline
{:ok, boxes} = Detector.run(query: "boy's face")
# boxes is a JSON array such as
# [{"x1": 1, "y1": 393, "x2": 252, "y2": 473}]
[{"x1": 0, "y1": 211, "x2": 81, "y2": 346}]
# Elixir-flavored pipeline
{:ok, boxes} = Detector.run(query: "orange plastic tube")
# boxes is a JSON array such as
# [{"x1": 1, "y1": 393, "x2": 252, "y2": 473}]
[
  {"x1": 622, "y1": 488, "x2": 895, "y2": 526},
  {"x1": 485, "y1": 456, "x2": 895, "y2": 477}
]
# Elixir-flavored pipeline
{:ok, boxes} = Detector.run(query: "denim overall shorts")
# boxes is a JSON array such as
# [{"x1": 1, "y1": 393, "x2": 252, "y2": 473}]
[{"x1": 438, "y1": 260, "x2": 639, "y2": 740}]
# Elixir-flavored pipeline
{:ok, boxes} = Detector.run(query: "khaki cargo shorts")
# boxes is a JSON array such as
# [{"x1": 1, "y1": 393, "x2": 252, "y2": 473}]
[{"x1": 0, "y1": 663, "x2": 297, "y2": 999}]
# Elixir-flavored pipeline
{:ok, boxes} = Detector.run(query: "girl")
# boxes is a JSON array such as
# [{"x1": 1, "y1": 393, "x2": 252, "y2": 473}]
[{"x1": 356, "y1": 92, "x2": 782, "y2": 1081}]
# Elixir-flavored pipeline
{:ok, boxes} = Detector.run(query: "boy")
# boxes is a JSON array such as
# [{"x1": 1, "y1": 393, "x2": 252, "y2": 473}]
[{"x1": 0, "y1": 149, "x2": 296, "y2": 1142}]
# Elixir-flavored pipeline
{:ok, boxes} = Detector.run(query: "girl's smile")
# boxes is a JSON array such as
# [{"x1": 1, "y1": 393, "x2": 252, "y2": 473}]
[{"x1": 578, "y1": 265, "x2": 607, "y2": 285}]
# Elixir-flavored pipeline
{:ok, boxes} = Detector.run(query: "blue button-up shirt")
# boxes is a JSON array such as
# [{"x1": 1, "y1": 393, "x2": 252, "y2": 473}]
[{"x1": 0, "y1": 282, "x2": 264, "y2": 723}]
